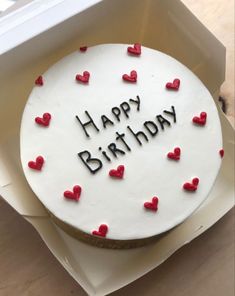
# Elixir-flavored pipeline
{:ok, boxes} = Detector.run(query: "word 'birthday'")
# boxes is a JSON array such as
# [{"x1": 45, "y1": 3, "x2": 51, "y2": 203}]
[{"x1": 75, "y1": 95, "x2": 176, "y2": 174}]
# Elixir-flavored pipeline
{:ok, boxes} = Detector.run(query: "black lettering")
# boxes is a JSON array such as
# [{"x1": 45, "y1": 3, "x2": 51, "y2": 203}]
[
  {"x1": 98, "y1": 147, "x2": 111, "y2": 162},
  {"x1": 120, "y1": 102, "x2": 131, "y2": 118},
  {"x1": 156, "y1": 115, "x2": 171, "y2": 130},
  {"x1": 101, "y1": 115, "x2": 114, "y2": 129},
  {"x1": 112, "y1": 107, "x2": 121, "y2": 122},
  {"x1": 108, "y1": 143, "x2": 125, "y2": 158},
  {"x1": 163, "y1": 106, "x2": 176, "y2": 123},
  {"x1": 75, "y1": 111, "x2": 99, "y2": 138},
  {"x1": 78, "y1": 150, "x2": 102, "y2": 174},
  {"x1": 115, "y1": 132, "x2": 131, "y2": 151},
  {"x1": 129, "y1": 95, "x2": 140, "y2": 111},
  {"x1": 144, "y1": 121, "x2": 159, "y2": 137},
  {"x1": 127, "y1": 125, "x2": 148, "y2": 146}
]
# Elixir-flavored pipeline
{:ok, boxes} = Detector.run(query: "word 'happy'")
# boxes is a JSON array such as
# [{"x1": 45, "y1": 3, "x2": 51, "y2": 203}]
[{"x1": 75, "y1": 96, "x2": 176, "y2": 174}]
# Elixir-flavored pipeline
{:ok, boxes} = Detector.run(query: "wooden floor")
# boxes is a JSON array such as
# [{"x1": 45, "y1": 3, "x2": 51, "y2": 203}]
[{"x1": 0, "y1": 0, "x2": 234, "y2": 295}]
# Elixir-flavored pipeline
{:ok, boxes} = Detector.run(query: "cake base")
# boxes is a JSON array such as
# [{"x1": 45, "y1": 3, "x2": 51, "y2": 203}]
[{"x1": 49, "y1": 211, "x2": 166, "y2": 249}]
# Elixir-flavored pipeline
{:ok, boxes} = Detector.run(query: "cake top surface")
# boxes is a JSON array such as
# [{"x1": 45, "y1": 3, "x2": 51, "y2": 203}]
[{"x1": 20, "y1": 44, "x2": 222, "y2": 240}]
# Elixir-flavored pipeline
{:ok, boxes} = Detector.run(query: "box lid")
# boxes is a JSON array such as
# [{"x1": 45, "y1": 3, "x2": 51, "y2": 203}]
[{"x1": 0, "y1": 0, "x2": 101, "y2": 55}]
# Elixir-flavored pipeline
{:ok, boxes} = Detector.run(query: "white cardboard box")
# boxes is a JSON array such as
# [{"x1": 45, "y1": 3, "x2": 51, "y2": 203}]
[{"x1": 0, "y1": 1, "x2": 234, "y2": 295}]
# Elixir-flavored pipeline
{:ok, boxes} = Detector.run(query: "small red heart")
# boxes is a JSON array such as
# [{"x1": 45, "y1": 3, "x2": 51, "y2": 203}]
[
  {"x1": 79, "y1": 46, "x2": 87, "y2": 52},
  {"x1": 144, "y1": 197, "x2": 159, "y2": 212},
  {"x1": 28, "y1": 156, "x2": 44, "y2": 171},
  {"x1": 167, "y1": 147, "x2": 181, "y2": 160},
  {"x1": 192, "y1": 112, "x2": 207, "y2": 126},
  {"x1": 35, "y1": 113, "x2": 51, "y2": 127},
  {"x1": 183, "y1": 177, "x2": 199, "y2": 192},
  {"x1": 35, "y1": 75, "x2": 43, "y2": 86},
  {"x1": 75, "y1": 71, "x2": 90, "y2": 83},
  {"x1": 127, "y1": 43, "x2": 141, "y2": 56},
  {"x1": 122, "y1": 70, "x2": 137, "y2": 83},
  {"x1": 219, "y1": 149, "x2": 224, "y2": 158},
  {"x1": 109, "y1": 165, "x2": 125, "y2": 179},
  {"x1": 64, "y1": 185, "x2": 82, "y2": 201},
  {"x1": 166, "y1": 78, "x2": 180, "y2": 90},
  {"x1": 92, "y1": 224, "x2": 108, "y2": 237}
]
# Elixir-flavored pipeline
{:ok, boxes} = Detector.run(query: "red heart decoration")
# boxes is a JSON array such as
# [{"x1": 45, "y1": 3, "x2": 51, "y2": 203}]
[
  {"x1": 75, "y1": 71, "x2": 90, "y2": 83},
  {"x1": 122, "y1": 70, "x2": 137, "y2": 83},
  {"x1": 183, "y1": 177, "x2": 199, "y2": 192},
  {"x1": 79, "y1": 46, "x2": 87, "y2": 52},
  {"x1": 35, "y1": 113, "x2": 51, "y2": 127},
  {"x1": 28, "y1": 156, "x2": 44, "y2": 171},
  {"x1": 109, "y1": 165, "x2": 125, "y2": 179},
  {"x1": 35, "y1": 75, "x2": 43, "y2": 86},
  {"x1": 219, "y1": 149, "x2": 224, "y2": 158},
  {"x1": 192, "y1": 112, "x2": 207, "y2": 126},
  {"x1": 127, "y1": 43, "x2": 141, "y2": 56},
  {"x1": 92, "y1": 224, "x2": 108, "y2": 237},
  {"x1": 166, "y1": 78, "x2": 180, "y2": 90},
  {"x1": 144, "y1": 197, "x2": 159, "y2": 212},
  {"x1": 167, "y1": 147, "x2": 181, "y2": 160},
  {"x1": 64, "y1": 185, "x2": 82, "y2": 201}
]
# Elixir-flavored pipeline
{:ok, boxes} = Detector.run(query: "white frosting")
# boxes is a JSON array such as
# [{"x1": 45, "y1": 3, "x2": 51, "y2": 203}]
[{"x1": 20, "y1": 44, "x2": 222, "y2": 240}]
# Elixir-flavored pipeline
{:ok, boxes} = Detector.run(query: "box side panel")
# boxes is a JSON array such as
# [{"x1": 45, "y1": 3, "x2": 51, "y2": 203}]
[{"x1": 142, "y1": 0, "x2": 226, "y2": 95}]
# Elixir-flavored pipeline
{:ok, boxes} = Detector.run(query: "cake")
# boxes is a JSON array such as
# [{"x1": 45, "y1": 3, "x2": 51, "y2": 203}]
[{"x1": 20, "y1": 44, "x2": 223, "y2": 248}]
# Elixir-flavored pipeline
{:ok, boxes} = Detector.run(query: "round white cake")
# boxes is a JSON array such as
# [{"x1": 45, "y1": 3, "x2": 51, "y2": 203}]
[{"x1": 20, "y1": 44, "x2": 223, "y2": 248}]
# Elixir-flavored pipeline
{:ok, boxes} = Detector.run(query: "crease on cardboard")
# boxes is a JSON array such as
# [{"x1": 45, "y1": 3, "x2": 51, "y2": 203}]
[
  {"x1": 138, "y1": 0, "x2": 152, "y2": 43},
  {"x1": 168, "y1": 11, "x2": 210, "y2": 59},
  {"x1": 0, "y1": 140, "x2": 13, "y2": 187},
  {"x1": 0, "y1": 157, "x2": 11, "y2": 187}
]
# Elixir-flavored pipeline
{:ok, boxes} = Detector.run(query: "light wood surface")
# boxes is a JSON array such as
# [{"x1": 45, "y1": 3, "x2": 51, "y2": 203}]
[{"x1": 0, "y1": 0, "x2": 234, "y2": 295}]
